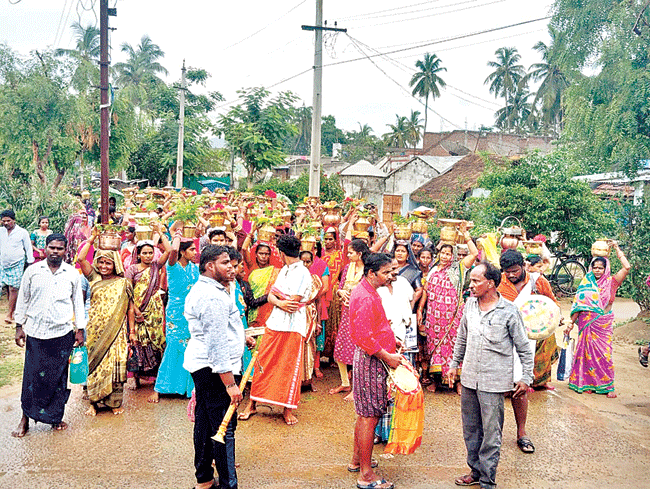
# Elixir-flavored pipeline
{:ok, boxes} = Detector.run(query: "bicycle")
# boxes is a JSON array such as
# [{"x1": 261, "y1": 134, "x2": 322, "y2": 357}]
[{"x1": 545, "y1": 250, "x2": 587, "y2": 297}]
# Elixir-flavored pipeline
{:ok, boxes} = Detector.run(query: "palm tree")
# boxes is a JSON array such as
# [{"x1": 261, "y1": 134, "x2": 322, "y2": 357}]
[
  {"x1": 55, "y1": 22, "x2": 100, "y2": 91},
  {"x1": 494, "y1": 82, "x2": 534, "y2": 134},
  {"x1": 406, "y1": 110, "x2": 423, "y2": 148},
  {"x1": 357, "y1": 123, "x2": 373, "y2": 139},
  {"x1": 484, "y1": 47, "x2": 525, "y2": 132},
  {"x1": 383, "y1": 114, "x2": 410, "y2": 148},
  {"x1": 409, "y1": 53, "x2": 446, "y2": 136},
  {"x1": 528, "y1": 28, "x2": 572, "y2": 136},
  {"x1": 114, "y1": 35, "x2": 168, "y2": 88}
]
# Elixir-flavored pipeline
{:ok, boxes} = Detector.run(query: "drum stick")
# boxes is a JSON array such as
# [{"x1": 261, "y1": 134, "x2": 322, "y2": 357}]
[{"x1": 212, "y1": 336, "x2": 262, "y2": 444}]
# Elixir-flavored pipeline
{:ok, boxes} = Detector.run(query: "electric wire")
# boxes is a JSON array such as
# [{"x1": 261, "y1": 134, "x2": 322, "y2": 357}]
[
  {"x1": 343, "y1": 0, "x2": 478, "y2": 23},
  {"x1": 337, "y1": 0, "x2": 443, "y2": 21},
  {"x1": 52, "y1": 0, "x2": 71, "y2": 47},
  {"x1": 54, "y1": 0, "x2": 77, "y2": 48},
  {"x1": 223, "y1": 0, "x2": 307, "y2": 51}
]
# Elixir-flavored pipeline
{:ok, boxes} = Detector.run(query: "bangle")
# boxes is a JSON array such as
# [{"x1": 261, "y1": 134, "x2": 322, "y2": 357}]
[{"x1": 225, "y1": 382, "x2": 236, "y2": 389}]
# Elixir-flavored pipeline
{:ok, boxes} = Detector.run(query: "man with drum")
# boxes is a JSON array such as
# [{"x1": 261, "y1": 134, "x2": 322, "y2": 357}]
[
  {"x1": 349, "y1": 252, "x2": 402, "y2": 489},
  {"x1": 497, "y1": 249, "x2": 560, "y2": 454},
  {"x1": 447, "y1": 261, "x2": 533, "y2": 489}
]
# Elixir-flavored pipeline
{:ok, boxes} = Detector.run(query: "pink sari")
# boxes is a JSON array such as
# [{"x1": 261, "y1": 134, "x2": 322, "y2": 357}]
[{"x1": 568, "y1": 258, "x2": 619, "y2": 394}]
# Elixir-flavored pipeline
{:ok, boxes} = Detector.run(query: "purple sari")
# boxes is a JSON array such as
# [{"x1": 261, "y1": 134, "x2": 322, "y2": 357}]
[{"x1": 568, "y1": 258, "x2": 619, "y2": 394}]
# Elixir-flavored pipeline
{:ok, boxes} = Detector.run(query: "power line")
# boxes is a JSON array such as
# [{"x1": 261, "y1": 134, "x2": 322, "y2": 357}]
[
  {"x1": 223, "y1": 0, "x2": 307, "y2": 51},
  {"x1": 52, "y1": 0, "x2": 71, "y2": 46},
  {"x1": 352, "y1": 0, "x2": 506, "y2": 30},
  {"x1": 322, "y1": 16, "x2": 551, "y2": 69},
  {"x1": 346, "y1": 35, "x2": 462, "y2": 130},
  {"x1": 54, "y1": 0, "x2": 77, "y2": 48},
  {"x1": 338, "y1": 0, "x2": 443, "y2": 21},
  {"x1": 344, "y1": 0, "x2": 478, "y2": 23}
]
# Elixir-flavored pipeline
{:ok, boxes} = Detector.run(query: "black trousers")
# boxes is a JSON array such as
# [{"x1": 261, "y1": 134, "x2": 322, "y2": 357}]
[{"x1": 191, "y1": 368, "x2": 240, "y2": 488}]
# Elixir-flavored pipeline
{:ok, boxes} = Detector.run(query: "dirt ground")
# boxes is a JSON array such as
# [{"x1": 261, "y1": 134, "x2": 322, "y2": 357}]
[{"x1": 1, "y1": 298, "x2": 649, "y2": 488}]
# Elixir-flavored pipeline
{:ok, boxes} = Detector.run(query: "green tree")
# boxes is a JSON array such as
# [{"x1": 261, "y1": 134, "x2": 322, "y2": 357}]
[
  {"x1": 218, "y1": 87, "x2": 297, "y2": 188},
  {"x1": 494, "y1": 82, "x2": 534, "y2": 134},
  {"x1": 342, "y1": 124, "x2": 387, "y2": 163},
  {"x1": 485, "y1": 47, "x2": 526, "y2": 132},
  {"x1": 252, "y1": 170, "x2": 344, "y2": 206},
  {"x1": 406, "y1": 110, "x2": 424, "y2": 148},
  {"x1": 55, "y1": 22, "x2": 100, "y2": 92},
  {"x1": 528, "y1": 27, "x2": 573, "y2": 136},
  {"x1": 321, "y1": 115, "x2": 346, "y2": 156},
  {"x1": 383, "y1": 114, "x2": 410, "y2": 148},
  {"x1": 551, "y1": 0, "x2": 650, "y2": 175},
  {"x1": 409, "y1": 53, "x2": 446, "y2": 135},
  {"x1": 474, "y1": 151, "x2": 616, "y2": 256}
]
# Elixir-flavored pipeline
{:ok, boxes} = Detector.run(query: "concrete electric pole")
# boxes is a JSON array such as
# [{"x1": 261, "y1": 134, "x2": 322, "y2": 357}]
[
  {"x1": 99, "y1": 0, "x2": 116, "y2": 224},
  {"x1": 175, "y1": 60, "x2": 187, "y2": 189},
  {"x1": 302, "y1": 1, "x2": 346, "y2": 198}
]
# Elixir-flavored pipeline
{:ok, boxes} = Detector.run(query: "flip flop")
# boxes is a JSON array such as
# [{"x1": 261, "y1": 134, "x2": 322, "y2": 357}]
[
  {"x1": 454, "y1": 473, "x2": 480, "y2": 486},
  {"x1": 347, "y1": 459, "x2": 379, "y2": 472},
  {"x1": 356, "y1": 479, "x2": 394, "y2": 489},
  {"x1": 517, "y1": 436, "x2": 535, "y2": 453}
]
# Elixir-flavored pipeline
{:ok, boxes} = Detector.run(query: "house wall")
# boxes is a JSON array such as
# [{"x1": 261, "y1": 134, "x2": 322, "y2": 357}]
[
  {"x1": 384, "y1": 158, "x2": 442, "y2": 195},
  {"x1": 340, "y1": 175, "x2": 385, "y2": 211},
  {"x1": 422, "y1": 130, "x2": 555, "y2": 156}
]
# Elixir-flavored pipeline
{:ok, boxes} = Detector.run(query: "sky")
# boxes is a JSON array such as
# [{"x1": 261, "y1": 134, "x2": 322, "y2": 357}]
[{"x1": 1, "y1": 0, "x2": 555, "y2": 137}]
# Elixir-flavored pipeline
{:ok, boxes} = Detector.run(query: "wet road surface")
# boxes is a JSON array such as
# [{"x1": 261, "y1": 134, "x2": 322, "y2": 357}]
[{"x1": 1, "y1": 342, "x2": 649, "y2": 489}]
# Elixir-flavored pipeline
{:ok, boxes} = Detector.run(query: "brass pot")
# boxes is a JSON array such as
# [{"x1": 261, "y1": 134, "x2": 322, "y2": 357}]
[
  {"x1": 523, "y1": 240, "x2": 543, "y2": 255},
  {"x1": 323, "y1": 208, "x2": 342, "y2": 227},
  {"x1": 591, "y1": 239, "x2": 610, "y2": 257},
  {"x1": 353, "y1": 217, "x2": 371, "y2": 233},
  {"x1": 135, "y1": 226, "x2": 153, "y2": 242},
  {"x1": 258, "y1": 224, "x2": 276, "y2": 242},
  {"x1": 301, "y1": 236, "x2": 317, "y2": 252},
  {"x1": 500, "y1": 235, "x2": 520, "y2": 250},
  {"x1": 182, "y1": 223, "x2": 197, "y2": 239},
  {"x1": 412, "y1": 218, "x2": 428, "y2": 234},
  {"x1": 97, "y1": 232, "x2": 121, "y2": 251},
  {"x1": 439, "y1": 225, "x2": 457, "y2": 245},
  {"x1": 394, "y1": 224, "x2": 412, "y2": 240},
  {"x1": 295, "y1": 205, "x2": 307, "y2": 218},
  {"x1": 208, "y1": 211, "x2": 226, "y2": 228}
]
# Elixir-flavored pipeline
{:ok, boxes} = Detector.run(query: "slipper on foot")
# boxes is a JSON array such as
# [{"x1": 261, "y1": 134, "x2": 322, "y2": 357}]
[
  {"x1": 454, "y1": 473, "x2": 480, "y2": 486},
  {"x1": 517, "y1": 436, "x2": 535, "y2": 453},
  {"x1": 639, "y1": 347, "x2": 648, "y2": 368},
  {"x1": 357, "y1": 479, "x2": 394, "y2": 489},
  {"x1": 347, "y1": 459, "x2": 379, "y2": 472}
]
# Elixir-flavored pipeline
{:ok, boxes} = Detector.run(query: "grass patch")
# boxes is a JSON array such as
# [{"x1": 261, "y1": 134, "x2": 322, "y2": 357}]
[{"x1": 0, "y1": 299, "x2": 24, "y2": 388}]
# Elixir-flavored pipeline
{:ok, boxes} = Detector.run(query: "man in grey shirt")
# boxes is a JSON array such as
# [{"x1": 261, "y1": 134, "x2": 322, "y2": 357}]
[
  {"x1": 447, "y1": 261, "x2": 533, "y2": 489},
  {"x1": 183, "y1": 244, "x2": 253, "y2": 489}
]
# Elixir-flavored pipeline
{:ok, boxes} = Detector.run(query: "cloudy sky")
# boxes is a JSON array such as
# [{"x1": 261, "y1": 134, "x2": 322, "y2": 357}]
[{"x1": 1, "y1": 0, "x2": 554, "y2": 136}]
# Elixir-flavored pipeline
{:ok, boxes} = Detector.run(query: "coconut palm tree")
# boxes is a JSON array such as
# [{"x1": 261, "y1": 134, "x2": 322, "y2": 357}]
[
  {"x1": 55, "y1": 22, "x2": 100, "y2": 91},
  {"x1": 484, "y1": 47, "x2": 526, "y2": 132},
  {"x1": 114, "y1": 35, "x2": 168, "y2": 108},
  {"x1": 406, "y1": 110, "x2": 424, "y2": 148},
  {"x1": 528, "y1": 28, "x2": 573, "y2": 136},
  {"x1": 409, "y1": 53, "x2": 446, "y2": 136},
  {"x1": 383, "y1": 114, "x2": 410, "y2": 148},
  {"x1": 494, "y1": 82, "x2": 534, "y2": 134}
]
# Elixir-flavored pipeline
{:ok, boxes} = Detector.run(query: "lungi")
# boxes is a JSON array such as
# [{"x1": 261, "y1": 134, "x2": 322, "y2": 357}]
[
  {"x1": 250, "y1": 329, "x2": 304, "y2": 409},
  {"x1": 1, "y1": 259, "x2": 25, "y2": 289},
  {"x1": 353, "y1": 346, "x2": 389, "y2": 418},
  {"x1": 21, "y1": 330, "x2": 75, "y2": 424}
]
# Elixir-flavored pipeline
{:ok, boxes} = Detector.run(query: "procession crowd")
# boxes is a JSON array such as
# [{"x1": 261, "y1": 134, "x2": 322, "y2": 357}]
[{"x1": 0, "y1": 187, "x2": 642, "y2": 489}]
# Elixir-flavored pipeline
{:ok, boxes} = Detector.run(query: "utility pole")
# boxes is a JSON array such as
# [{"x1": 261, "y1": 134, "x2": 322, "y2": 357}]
[
  {"x1": 176, "y1": 60, "x2": 187, "y2": 189},
  {"x1": 302, "y1": 2, "x2": 346, "y2": 197},
  {"x1": 99, "y1": 0, "x2": 114, "y2": 225}
]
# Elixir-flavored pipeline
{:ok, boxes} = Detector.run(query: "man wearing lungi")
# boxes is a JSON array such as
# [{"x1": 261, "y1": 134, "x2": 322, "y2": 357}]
[
  {"x1": 12, "y1": 233, "x2": 86, "y2": 437},
  {"x1": 447, "y1": 261, "x2": 533, "y2": 489},
  {"x1": 184, "y1": 245, "x2": 252, "y2": 489},
  {"x1": 247, "y1": 234, "x2": 311, "y2": 426},
  {"x1": 1, "y1": 209, "x2": 34, "y2": 324},
  {"x1": 349, "y1": 252, "x2": 402, "y2": 489}
]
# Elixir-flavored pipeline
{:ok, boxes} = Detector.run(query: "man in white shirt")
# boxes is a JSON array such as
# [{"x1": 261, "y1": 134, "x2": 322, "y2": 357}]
[
  {"x1": 183, "y1": 244, "x2": 252, "y2": 489},
  {"x1": 12, "y1": 233, "x2": 85, "y2": 438},
  {"x1": 244, "y1": 234, "x2": 311, "y2": 426},
  {"x1": 1, "y1": 209, "x2": 35, "y2": 323}
]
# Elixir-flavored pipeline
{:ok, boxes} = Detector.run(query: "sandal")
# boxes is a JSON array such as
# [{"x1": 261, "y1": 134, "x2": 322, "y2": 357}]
[
  {"x1": 454, "y1": 473, "x2": 480, "y2": 486},
  {"x1": 517, "y1": 436, "x2": 535, "y2": 453},
  {"x1": 639, "y1": 347, "x2": 648, "y2": 368},
  {"x1": 347, "y1": 459, "x2": 379, "y2": 472},
  {"x1": 357, "y1": 479, "x2": 394, "y2": 489}
]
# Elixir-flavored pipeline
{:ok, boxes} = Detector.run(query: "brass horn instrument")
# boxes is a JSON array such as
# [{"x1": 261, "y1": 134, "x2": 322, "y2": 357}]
[{"x1": 212, "y1": 336, "x2": 262, "y2": 444}]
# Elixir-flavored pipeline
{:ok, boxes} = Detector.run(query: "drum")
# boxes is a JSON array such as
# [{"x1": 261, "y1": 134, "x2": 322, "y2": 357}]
[
  {"x1": 518, "y1": 295, "x2": 561, "y2": 340},
  {"x1": 386, "y1": 360, "x2": 421, "y2": 395}
]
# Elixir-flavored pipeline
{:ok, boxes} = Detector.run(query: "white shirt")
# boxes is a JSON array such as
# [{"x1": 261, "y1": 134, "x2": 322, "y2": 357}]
[
  {"x1": 266, "y1": 260, "x2": 312, "y2": 336},
  {"x1": 14, "y1": 261, "x2": 86, "y2": 339},
  {"x1": 0, "y1": 224, "x2": 34, "y2": 268},
  {"x1": 183, "y1": 276, "x2": 245, "y2": 374},
  {"x1": 378, "y1": 276, "x2": 414, "y2": 342}
]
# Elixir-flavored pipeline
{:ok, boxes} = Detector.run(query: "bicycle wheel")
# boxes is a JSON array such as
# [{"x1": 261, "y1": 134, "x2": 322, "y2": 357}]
[{"x1": 556, "y1": 260, "x2": 587, "y2": 296}]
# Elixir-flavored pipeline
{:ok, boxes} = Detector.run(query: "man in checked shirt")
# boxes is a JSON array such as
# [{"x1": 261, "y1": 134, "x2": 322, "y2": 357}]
[
  {"x1": 447, "y1": 261, "x2": 533, "y2": 489},
  {"x1": 11, "y1": 233, "x2": 86, "y2": 437}
]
